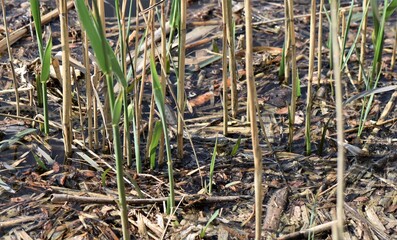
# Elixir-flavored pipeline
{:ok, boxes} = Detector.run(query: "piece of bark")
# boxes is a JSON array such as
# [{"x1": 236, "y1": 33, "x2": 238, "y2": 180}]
[{"x1": 263, "y1": 187, "x2": 289, "y2": 233}]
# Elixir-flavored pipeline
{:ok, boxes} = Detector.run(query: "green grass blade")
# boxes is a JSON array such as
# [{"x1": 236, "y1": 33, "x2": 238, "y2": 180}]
[
  {"x1": 112, "y1": 92, "x2": 123, "y2": 125},
  {"x1": 149, "y1": 121, "x2": 163, "y2": 169},
  {"x1": 74, "y1": 0, "x2": 108, "y2": 73},
  {"x1": 230, "y1": 136, "x2": 241, "y2": 157},
  {"x1": 208, "y1": 136, "x2": 218, "y2": 194},
  {"x1": 30, "y1": 0, "x2": 43, "y2": 57},
  {"x1": 386, "y1": 0, "x2": 397, "y2": 19},
  {"x1": 101, "y1": 168, "x2": 111, "y2": 187},
  {"x1": 150, "y1": 53, "x2": 175, "y2": 211},
  {"x1": 200, "y1": 209, "x2": 220, "y2": 238},
  {"x1": 41, "y1": 37, "x2": 52, "y2": 83}
]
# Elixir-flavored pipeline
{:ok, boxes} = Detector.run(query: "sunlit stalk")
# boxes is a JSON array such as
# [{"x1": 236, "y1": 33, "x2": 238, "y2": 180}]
[
  {"x1": 330, "y1": 1, "x2": 345, "y2": 238},
  {"x1": 59, "y1": 0, "x2": 72, "y2": 156},
  {"x1": 244, "y1": 0, "x2": 262, "y2": 238}
]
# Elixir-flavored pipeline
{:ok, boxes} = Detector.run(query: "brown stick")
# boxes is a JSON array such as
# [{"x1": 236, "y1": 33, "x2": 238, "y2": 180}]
[
  {"x1": 51, "y1": 194, "x2": 250, "y2": 205},
  {"x1": 0, "y1": 1, "x2": 74, "y2": 53},
  {"x1": 0, "y1": 214, "x2": 45, "y2": 229},
  {"x1": 277, "y1": 221, "x2": 336, "y2": 240}
]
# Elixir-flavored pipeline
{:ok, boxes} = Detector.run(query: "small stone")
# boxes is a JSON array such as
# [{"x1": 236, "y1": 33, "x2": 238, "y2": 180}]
[{"x1": 20, "y1": 2, "x2": 30, "y2": 9}]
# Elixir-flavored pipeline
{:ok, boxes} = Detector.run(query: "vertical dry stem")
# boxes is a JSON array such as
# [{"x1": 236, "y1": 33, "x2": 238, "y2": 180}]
[
  {"x1": 305, "y1": 0, "x2": 316, "y2": 154},
  {"x1": 1, "y1": 0, "x2": 19, "y2": 116},
  {"x1": 317, "y1": 0, "x2": 324, "y2": 85},
  {"x1": 244, "y1": 0, "x2": 263, "y2": 238},
  {"x1": 330, "y1": 1, "x2": 345, "y2": 238},
  {"x1": 358, "y1": 0, "x2": 368, "y2": 83},
  {"x1": 221, "y1": 0, "x2": 228, "y2": 135},
  {"x1": 59, "y1": 0, "x2": 72, "y2": 157},
  {"x1": 177, "y1": 0, "x2": 187, "y2": 158}
]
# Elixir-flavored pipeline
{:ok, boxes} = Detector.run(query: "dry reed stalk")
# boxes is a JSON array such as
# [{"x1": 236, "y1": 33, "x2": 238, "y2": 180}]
[
  {"x1": 392, "y1": 25, "x2": 397, "y2": 69},
  {"x1": 144, "y1": 0, "x2": 156, "y2": 163},
  {"x1": 286, "y1": 0, "x2": 298, "y2": 148},
  {"x1": 221, "y1": 0, "x2": 229, "y2": 135},
  {"x1": 244, "y1": 0, "x2": 263, "y2": 238},
  {"x1": 225, "y1": 0, "x2": 238, "y2": 118},
  {"x1": 305, "y1": 0, "x2": 316, "y2": 154},
  {"x1": 96, "y1": 0, "x2": 112, "y2": 144},
  {"x1": 59, "y1": 0, "x2": 72, "y2": 157},
  {"x1": 0, "y1": 1, "x2": 74, "y2": 53},
  {"x1": 92, "y1": 66, "x2": 99, "y2": 148},
  {"x1": 1, "y1": 0, "x2": 19, "y2": 116},
  {"x1": 177, "y1": 0, "x2": 187, "y2": 158},
  {"x1": 358, "y1": 0, "x2": 368, "y2": 83},
  {"x1": 317, "y1": 0, "x2": 324, "y2": 85},
  {"x1": 330, "y1": 0, "x2": 345, "y2": 238}
]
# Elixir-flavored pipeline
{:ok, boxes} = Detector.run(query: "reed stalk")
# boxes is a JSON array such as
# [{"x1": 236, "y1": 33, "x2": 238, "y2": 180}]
[
  {"x1": 330, "y1": 1, "x2": 345, "y2": 238},
  {"x1": 158, "y1": 2, "x2": 167, "y2": 164},
  {"x1": 1, "y1": 0, "x2": 19, "y2": 116},
  {"x1": 358, "y1": 0, "x2": 368, "y2": 84},
  {"x1": 305, "y1": 0, "x2": 316, "y2": 155},
  {"x1": 177, "y1": 0, "x2": 187, "y2": 159},
  {"x1": 83, "y1": 0, "x2": 93, "y2": 149},
  {"x1": 244, "y1": 0, "x2": 262, "y2": 238},
  {"x1": 317, "y1": 0, "x2": 324, "y2": 85},
  {"x1": 114, "y1": 0, "x2": 132, "y2": 167},
  {"x1": 75, "y1": 1, "x2": 130, "y2": 237},
  {"x1": 59, "y1": 0, "x2": 72, "y2": 156},
  {"x1": 221, "y1": 0, "x2": 229, "y2": 135},
  {"x1": 225, "y1": 0, "x2": 238, "y2": 118},
  {"x1": 286, "y1": 0, "x2": 298, "y2": 150},
  {"x1": 30, "y1": 0, "x2": 52, "y2": 135}
]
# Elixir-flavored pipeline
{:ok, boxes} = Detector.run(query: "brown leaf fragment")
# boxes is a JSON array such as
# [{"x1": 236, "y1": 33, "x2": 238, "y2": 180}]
[
  {"x1": 263, "y1": 187, "x2": 289, "y2": 233},
  {"x1": 188, "y1": 92, "x2": 215, "y2": 108}
]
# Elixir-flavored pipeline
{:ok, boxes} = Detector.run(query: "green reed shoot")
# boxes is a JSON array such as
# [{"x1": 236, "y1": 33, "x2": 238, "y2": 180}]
[
  {"x1": 30, "y1": 0, "x2": 51, "y2": 134},
  {"x1": 75, "y1": 0, "x2": 129, "y2": 238},
  {"x1": 358, "y1": 0, "x2": 397, "y2": 137},
  {"x1": 149, "y1": 121, "x2": 163, "y2": 169},
  {"x1": 199, "y1": 209, "x2": 219, "y2": 238},
  {"x1": 150, "y1": 53, "x2": 175, "y2": 213},
  {"x1": 208, "y1": 136, "x2": 218, "y2": 194},
  {"x1": 114, "y1": 0, "x2": 133, "y2": 167}
]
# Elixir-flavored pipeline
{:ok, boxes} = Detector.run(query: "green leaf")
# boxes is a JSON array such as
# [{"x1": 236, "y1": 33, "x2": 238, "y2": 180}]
[
  {"x1": 112, "y1": 92, "x2": 123, "y2": 125},
  {"x1": 0, "y1": 128, "x2": 37, "y2": 152},
  {"x1": 74, "y1": 0, "x2": 108, "y2": 73},
  {"x1": 32, "y1": 152, "x2": 48, "y2": 170},
  {"x1": 105, "y1": 43, "x2": 127, "y2": 87},
  {"x1": 149, "y1": 121, "x2": 163, "y2": 169},
  {"x1": 41, "y1": 37, "x2": 52, "y2": 83},
  {"x1": 101, "y1": 168, "x2": 112, "y2": 187},
  {"x1": 230, "y1": 136, "x2": 241, "y2": 156},
  {"x1": 200, "y1": 209, "x2": 220, "y2": 238},
  {"x1": 30, "y1": 0, "x2": 43, "y2": 55},
  {"x1": 385, "y1": 0, "x2": 397, "y2": 20},
  {"x1": 208, "y1": 136, "x2": 218, "y2": 194},
  {"x1": 127, "y1": 103, "x2": 134, "y2": 122}
]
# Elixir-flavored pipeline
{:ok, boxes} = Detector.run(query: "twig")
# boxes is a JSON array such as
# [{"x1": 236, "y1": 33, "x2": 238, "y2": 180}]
[
  {"x1": 50, "y1": 193, "x2": 250, "y2": 205},
  {"x1": 277, "y1": 221, "x2": 336, "y2": 240},
  {"x1": 0, "y1": 214, "x2": 45, "y2": 229},
  {"x1": 0, "y1": 1, "x2": 74, "y2": 53}
]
